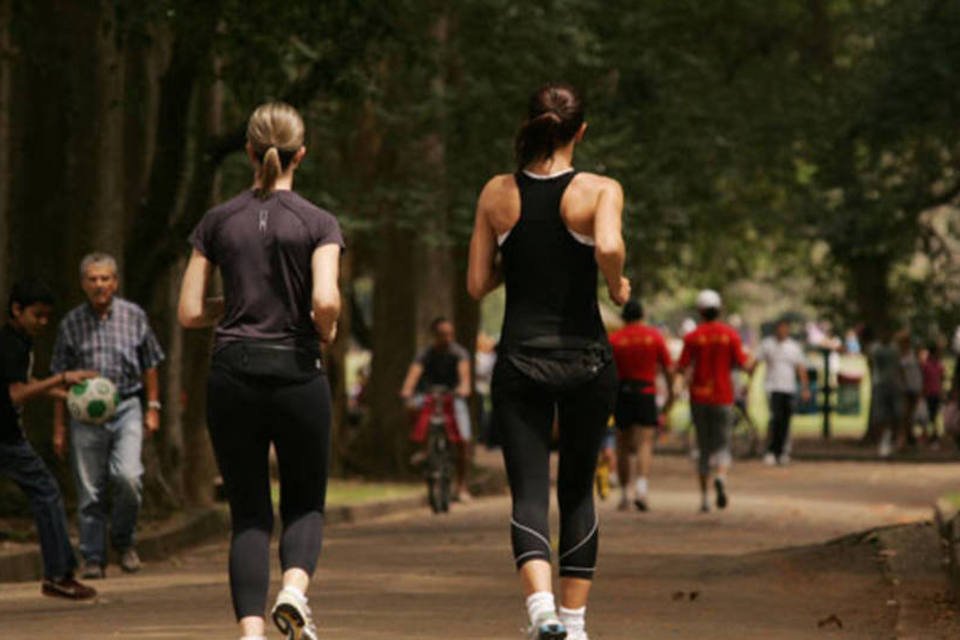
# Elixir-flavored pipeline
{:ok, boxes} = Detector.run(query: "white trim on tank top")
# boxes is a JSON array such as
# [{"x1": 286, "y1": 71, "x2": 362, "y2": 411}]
[{"x1": 497, "y1": 168, "x2": 595, "y2": 247}]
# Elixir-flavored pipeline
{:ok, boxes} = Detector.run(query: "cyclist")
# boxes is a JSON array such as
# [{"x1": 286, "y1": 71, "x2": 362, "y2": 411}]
[
  {"x1": 609, "y1": 299, "x2": 674, "y2": 512},
  {"x1": 676, "y1": 290, "x2": 753, "y2": 513},
  {"x1": 178, "y1": 102, "x2": 344, "y2": 640},
  {"x1": 400, "y1": 317, "x2": 473, "y2": 502},
  {"x1": 468, "y1": 82, "x2": 628, "y2": 640}
]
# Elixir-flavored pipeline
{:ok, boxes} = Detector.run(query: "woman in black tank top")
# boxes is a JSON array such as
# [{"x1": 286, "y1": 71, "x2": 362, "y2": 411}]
[
  {"x1": 468, "y1": 84, "x2": 629, "y2": 640},
  {"x1": 178, "y1": 102, "x2": 343, "y2": 640}
]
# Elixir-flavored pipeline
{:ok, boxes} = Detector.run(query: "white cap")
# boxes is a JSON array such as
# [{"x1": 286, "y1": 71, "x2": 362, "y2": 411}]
[{"x1": 696, "y1": 289, "x2": 722, "y2": 310}]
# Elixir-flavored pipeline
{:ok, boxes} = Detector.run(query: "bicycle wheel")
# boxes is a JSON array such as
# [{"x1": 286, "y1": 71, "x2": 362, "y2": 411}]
[{"x1": 730, "y1": 409, "x2": 760, "y2": 459}]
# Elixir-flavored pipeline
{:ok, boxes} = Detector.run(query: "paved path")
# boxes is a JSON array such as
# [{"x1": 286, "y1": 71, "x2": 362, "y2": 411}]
[{"x1": 1, "y1": 457, "x2": 959, "y2": 639}]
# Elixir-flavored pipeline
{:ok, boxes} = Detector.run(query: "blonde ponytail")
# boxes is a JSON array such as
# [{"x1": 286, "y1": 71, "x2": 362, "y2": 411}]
[
  {"x1": 247, "y1": 102, "x2": 305, "y2": 200},
  {"x1": 259, "y1": 146, "x2": 282, "y2": 197}
]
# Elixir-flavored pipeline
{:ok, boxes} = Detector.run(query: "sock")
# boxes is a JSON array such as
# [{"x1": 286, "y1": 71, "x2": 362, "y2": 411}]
[
  {"x1": 635, "y1": 477, "x2": 648, "y2": 498},
  {"x1": 559, "y1": 606, "x2": 586, "y2": 635},
  {"x1": 526, "y1": 591, "x2": 556, "y2": 625},
  {"x1": 282, "y1": 585, "x2": 307, "y2": 604}
]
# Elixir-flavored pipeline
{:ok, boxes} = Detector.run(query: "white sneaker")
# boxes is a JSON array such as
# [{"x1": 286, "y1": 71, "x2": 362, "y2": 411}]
[
  {"x1": 527, "y1": 611, "x2": 567, "y2": 639},
  {"x1": 271, "y1": 589, "x2": 318, "y2": 640},
  {"x1": 778, "y1": 454, "x2": 791, "y2": 466},
  {"x1": 762, "y1": 452, "x2": 777, "y2": 466}
]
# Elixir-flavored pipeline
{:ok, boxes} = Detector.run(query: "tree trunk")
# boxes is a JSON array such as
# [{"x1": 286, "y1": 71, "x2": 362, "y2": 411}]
[
  {"x1": 363, "y1": 222, "x2": 418, "y2": 476},
  {"x1": 0, "y1": 0, "x2": 11, "y2": 296},
  {"x1": 847, "y1": 255, "x2": 892, "y2": 444}
]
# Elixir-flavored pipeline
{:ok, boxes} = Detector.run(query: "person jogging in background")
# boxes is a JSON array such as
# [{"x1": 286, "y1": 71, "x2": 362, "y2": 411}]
[
  {"x1": 758, "y1": 318, "x2": 810, "y2": 466},
  {"x1": 468, "y1": 82, "x2": 628, "y2": 640},
  {"x1": 609, "y1": 299, "x2": 674, "y2": 512},
  {"x1": 0, "y1": 279, "x2": 98, "y2": 600},
  {"x1": 400, "y1": 316, "x2": 474, "y2": 501},
  {"x1": 178, "y1": 102, "x2": 344, "y2": 640},
  {"x1": 676, "y1": 290, "x2": 752, "y2": 513}
]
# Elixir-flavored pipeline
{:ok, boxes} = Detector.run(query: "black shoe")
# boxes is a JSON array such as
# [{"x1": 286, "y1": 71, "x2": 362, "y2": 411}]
[
  {"x1": 42, "y1": 576, "x2": 97, "y2": 600},
  {"x1": 634, "y1": 497, "x2": 649, "y2": 512},
  {"x1": 714, "y1": 479, "x2": 728, "y2": 510}
]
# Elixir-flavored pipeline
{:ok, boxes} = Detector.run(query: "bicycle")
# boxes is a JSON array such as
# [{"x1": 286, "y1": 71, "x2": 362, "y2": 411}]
[{"x1": 410, "y1": 387, "x2": 459, "y2": 514}]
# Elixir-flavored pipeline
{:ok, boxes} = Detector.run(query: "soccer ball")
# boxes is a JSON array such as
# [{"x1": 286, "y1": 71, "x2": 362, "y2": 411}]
[{"x1": 67, "y1": 377, "x2": 120, "y2": 425}]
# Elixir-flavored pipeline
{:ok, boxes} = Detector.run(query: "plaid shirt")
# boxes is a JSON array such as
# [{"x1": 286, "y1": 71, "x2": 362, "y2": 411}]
[{"x1": 51, "y1": 297, "x2": 165, "y2": 396}]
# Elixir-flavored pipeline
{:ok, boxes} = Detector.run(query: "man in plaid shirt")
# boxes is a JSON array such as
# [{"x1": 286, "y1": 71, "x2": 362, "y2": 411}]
[{"x1": 51, "y1": 253, "x2": 165, "y2": 578}]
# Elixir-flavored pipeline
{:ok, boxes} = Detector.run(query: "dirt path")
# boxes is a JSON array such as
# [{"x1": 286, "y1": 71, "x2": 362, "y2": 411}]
[{"x1": 1, "y1": 457, "x2": 958, "y2": 639}]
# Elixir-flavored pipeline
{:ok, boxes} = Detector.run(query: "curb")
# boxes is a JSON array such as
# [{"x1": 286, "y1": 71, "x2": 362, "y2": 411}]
[
  {"x1": 656, "y1": 445, "x2": 960, "y2": 465},
  {"x1": 0, "y1": 468, "x2": 508, "y2": 584},
  {"x1": 934, "y1": 500, "x2": 960, "y2": 598}
]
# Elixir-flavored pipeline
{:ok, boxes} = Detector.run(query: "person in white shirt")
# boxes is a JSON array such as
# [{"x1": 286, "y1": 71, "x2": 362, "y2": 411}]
[{"x1": 759, "y1": 319, "x2": 811, "y2": 465}]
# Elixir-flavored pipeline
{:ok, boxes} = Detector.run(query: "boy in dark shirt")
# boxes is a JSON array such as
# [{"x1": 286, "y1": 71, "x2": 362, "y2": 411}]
[{"x1": 0, "y1": 279, "x2": 98, "y2": 599}]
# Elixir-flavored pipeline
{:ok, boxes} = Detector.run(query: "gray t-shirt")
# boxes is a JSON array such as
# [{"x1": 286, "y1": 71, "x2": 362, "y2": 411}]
[{"x1": 190, "y1": 189, "x2": 345, "y2": 348}]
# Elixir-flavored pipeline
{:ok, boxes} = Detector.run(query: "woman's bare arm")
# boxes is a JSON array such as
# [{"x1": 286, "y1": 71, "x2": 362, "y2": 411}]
[
  {"x1": 177, "y1": 250, "x2": 224, "y2": 328},
  {"x1": 467, "y1": 179, "x2": 504, "y2": 300},
  {"x1": 593, "y1": 178, "x2": 630, "y2": 305},
  {"x1": 312, "y1": 244, "x2": 342, "y2": 344}
]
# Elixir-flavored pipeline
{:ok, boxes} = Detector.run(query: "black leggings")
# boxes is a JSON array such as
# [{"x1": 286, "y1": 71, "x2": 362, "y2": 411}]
[
  {"x1": 207, "y1": 364, "x2": 331, "y2": 620},
  {"x1": 492, "y1": 358, "x2": 617, "y2": 580}
]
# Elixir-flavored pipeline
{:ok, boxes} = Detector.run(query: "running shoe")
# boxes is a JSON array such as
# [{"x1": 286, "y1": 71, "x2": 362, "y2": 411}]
[
  {"x1": 120, "y1": 548, "x2": 142, "y2": 573},
  {"x1": 617, "y1": 495, "x2": 630, "y2": 511},
  {"x1": 527, "y1": 611, "x2": 567, "y2": 640},
  {"x1": 714, "y1": 479, "x2": 728, "y2": 510},
  {"x1": 42, "y1": 576, "x2": 97, "y2": 600},
  {"x1": 272, "y1": 589, "x2": 319, "y2": 640},
  {"x1": 762, "y1": 452, "x2": 777, "y2": 466},
  {"x1": 80, "y1": 561, "x2": 104, "y2": 580},
  {"x1": 634, "y1": 497, "x2": 649, "y2": 512}
]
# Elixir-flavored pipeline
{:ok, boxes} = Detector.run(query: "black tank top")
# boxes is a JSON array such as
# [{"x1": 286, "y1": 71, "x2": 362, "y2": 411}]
[{"x1": 498, "y1": 171, "x2": 607, "y2": 350}]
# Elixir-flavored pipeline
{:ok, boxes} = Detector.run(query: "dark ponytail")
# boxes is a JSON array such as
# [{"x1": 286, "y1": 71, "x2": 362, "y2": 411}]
[{"x1": 514, "y1": 83, "x2": 585, "y2": 170}]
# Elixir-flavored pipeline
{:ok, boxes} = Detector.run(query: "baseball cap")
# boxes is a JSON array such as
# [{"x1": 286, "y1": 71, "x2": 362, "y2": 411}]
[{"x1": 696, "y1": 289, "x2": 722, "y2": 310}]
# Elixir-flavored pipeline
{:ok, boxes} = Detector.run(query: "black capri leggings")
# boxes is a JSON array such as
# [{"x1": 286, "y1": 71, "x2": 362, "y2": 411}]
[
  {"x1": 207, "y1": 362, "x2": 331, "y2": 620},
  {"x1": 492, "y1": 358, "x2": 617, "y2": 580}
]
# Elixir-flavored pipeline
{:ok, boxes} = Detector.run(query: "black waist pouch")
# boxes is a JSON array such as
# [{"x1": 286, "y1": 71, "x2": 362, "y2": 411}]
[
  {"x1": 213, "y1": 340, "x2": 322, "y2": 383},
  {"x1": 504, "y1": 337, "x2": 612, "y2": 391}
]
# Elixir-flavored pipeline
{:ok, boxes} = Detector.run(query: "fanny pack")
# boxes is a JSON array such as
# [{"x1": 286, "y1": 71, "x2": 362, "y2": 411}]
[
  {"x1": 504, "y1": 336, "x2": 612, "y2": 391},
  {"x1": 213, "y1": 340, "x2": 322, "y2": 383}
]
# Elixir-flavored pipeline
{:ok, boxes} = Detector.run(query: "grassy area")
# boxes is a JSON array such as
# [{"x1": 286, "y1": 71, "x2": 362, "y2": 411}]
[
  {"x1": 666, "y1": 354, "x2": 872, "y2": 440},
  {"x1": 271, "y1": 480, "x2": 422, "y2": 508}
]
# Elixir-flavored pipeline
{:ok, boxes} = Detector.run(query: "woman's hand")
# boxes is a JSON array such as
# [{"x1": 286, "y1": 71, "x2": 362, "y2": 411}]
[{"x1": 609, "y1": 276, "x2": 631, "y2": 306}]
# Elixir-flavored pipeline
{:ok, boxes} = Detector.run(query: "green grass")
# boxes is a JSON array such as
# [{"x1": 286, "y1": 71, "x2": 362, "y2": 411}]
[
  {"x1": 271, "y1": 480, "x2": 422, "y2": 507},
  {"x1": 667, "y1": 354, "x2": 872, "y2": 440}
]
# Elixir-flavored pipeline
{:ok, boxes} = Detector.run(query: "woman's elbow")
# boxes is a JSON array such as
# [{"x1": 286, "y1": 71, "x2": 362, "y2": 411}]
[
  {"x1": 467, "y1": 279, "x2": 485, "y2": 301},
  {"x1": 595, "y1": 236, "x2": 623, "y2": 260},
  {"x1": 177, "y1": 301, "x2": 202, "y2": 328},
  {"x1": 313, "y1": 292, "x2": 341, "y2": 318}
]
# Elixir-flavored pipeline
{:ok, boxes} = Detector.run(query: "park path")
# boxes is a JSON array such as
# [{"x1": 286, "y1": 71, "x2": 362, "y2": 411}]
[{"x1": 1, "y1": 457, "x2": 959, "y2": 639}]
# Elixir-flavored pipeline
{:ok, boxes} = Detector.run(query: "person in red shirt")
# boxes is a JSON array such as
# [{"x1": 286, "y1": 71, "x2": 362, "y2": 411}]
[
  {"x1": 609, "y1": 300, "x2": 674, "y2": 512},
  {"x1": 676, "y1": 290, "x2": 753, "y2": 513}
]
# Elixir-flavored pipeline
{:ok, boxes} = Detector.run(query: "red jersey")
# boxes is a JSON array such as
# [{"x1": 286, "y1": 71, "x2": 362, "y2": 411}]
[
  {"x1": 678, "y1": 321, "x2": 748, "y2": 406},
  {"x1": 609, "y1": 323, "x2": 672, "y2": 393}
]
